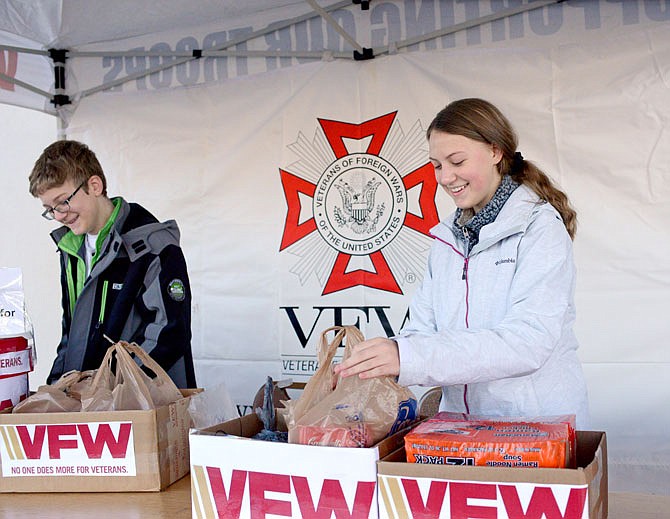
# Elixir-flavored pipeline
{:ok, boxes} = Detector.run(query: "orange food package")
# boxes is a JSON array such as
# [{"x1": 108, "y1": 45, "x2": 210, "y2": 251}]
[
  {"x1": 296, "y1": 423, "x2": 373, "y2": 448},
  {"x1": 428, "y1": 412, "x2": 577, "y2": 468},
  {"x1": 404, "y1": 418, "x2": 571, "y2": 468}
]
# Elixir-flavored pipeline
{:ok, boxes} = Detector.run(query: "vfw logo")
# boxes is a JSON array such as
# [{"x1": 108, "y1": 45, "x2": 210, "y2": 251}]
[
  {"x1": 192, "y1": 465, "x2": 377, "y2": 518},
  {"x1": 0, "y1": 422, "x2": 136, "y2": 477},
  {"x1": 279, "y1": 112, "x2": 439, "y2": 295},
  {"x1": 378, "y1": 476, "x2": 589, "y2": 518}
]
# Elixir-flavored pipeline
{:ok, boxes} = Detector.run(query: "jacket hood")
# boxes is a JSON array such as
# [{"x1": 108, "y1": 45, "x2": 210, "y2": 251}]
[{"x1": 122, "y1": 220, "x2": 181, "y2": 261}]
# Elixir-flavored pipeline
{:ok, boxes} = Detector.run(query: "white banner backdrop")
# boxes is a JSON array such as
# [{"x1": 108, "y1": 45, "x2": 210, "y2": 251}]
[{"x1": 3, "y1": 1, "x2": 668, "y2": 495}]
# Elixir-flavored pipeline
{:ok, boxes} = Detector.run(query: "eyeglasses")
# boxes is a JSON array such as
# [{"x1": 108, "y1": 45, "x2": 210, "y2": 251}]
[{"x1": 41, "y1": 182, "x2": 86, "y2": 220}]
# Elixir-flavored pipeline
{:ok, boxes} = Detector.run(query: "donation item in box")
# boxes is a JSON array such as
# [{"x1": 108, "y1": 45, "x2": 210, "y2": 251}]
[
  {"x1": 0, "y1": 337, "x2": 32, "y2": 411},
  {"x1": 283, "y1": 326, "x2": 418, "y2": 449},
  {"x1": 297, "y1": 422, "x2": 373, "y2": 448},
  {"x1": 189, "y1": 411, "x2": 413, "y2": 519},
  {"x1": 0, "y1": 389, "x2": 198, "y2": 492},
  {"x1": 405, "y1": 417, "x2": 571, "y2": 468},
  {"x1": 378, "y1": 430, "x2": 608, "y2": 519},
  {"x1": 0, "y1": 268, "x2": 34, "y2": 411},
  {"x1": 427, "y1": 412, "x2": 578, "y2": 468}
]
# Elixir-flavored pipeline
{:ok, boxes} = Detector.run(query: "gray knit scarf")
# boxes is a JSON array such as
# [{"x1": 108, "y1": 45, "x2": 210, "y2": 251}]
[{"x1": 452, "y1": 174, "x2": 520, "y2": 255}]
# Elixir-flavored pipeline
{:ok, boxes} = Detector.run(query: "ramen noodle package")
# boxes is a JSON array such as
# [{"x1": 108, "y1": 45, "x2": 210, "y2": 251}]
[
  {"x1": 426, "y1": 412, "x2": 577, "y2": 468},
  {"x1": 404, "y1": 416, "x2": 572, "y2": 469}
]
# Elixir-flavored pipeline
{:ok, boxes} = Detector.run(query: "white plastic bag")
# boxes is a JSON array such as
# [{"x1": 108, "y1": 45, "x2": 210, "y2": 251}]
[
  {"x1": 0, "y1": 267, "x2": 35, "y2": 410},
  {"x1": 188, "y1": 381, "x2": 238, "y2": 428}
]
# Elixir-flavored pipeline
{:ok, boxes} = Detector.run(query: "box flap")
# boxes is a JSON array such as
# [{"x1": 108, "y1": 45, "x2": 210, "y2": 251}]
[{"x1": 193, "y1": 412, "x2": 263, "y2": 438}]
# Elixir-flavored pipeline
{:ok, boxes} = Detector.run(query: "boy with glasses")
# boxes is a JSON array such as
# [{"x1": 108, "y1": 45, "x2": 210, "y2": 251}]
[{"x1": 28, "y1": 140, "x2": 196, "y2": 388}]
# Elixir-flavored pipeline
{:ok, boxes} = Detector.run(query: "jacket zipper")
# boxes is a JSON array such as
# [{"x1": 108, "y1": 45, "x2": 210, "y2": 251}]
[
  {"x1": 431, "y1": 231, "x2": 472, "y2": 414},
  {"x1": 461, "y1": 228, "x2": 471, "y2": 414},
  {"x1": 98, "y1": 280, "x2": 109, "y2": 324},
  {"x1": 90, "y1": 280, "x2": 109, "y2": 344}
]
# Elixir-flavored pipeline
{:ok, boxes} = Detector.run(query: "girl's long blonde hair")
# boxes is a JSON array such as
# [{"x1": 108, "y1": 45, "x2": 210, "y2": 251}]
[{"x1": 427, "y1": 98, "x2": 577, "y2": 239}]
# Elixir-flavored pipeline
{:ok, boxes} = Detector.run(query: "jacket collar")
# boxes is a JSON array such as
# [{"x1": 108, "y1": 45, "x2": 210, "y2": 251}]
[
  {"x1": 430, "y1": 185, "x2": 546, "y2": 254},
  {"x1": 50, "y1": 197, "x2": 125, "y2": 255}
]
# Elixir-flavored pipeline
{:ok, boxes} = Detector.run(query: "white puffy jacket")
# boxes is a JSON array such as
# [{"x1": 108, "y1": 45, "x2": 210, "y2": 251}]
[{"x1": 397, "y1": 184, "x2": 590, "y2": 428}]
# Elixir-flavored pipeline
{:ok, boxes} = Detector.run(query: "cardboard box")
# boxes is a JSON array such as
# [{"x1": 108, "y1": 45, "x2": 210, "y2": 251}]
[
  {"x1": 189, "y1": 413, "x2": 414, "y2": 519},
  {"x1": 377, "y1": 430, "x2": 607, "y2": 519},
  {"x1": 0, "y1": 389, "x2": 199, "y2": 492}
]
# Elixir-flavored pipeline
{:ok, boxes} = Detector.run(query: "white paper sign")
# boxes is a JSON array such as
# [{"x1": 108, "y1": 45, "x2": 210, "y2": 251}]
[
  {"x1": 0, "y1": 268, "x2": 26, "y2": 339},
  {"x1": 0, "y1": 349, "x2": 31, "y2": 377}
]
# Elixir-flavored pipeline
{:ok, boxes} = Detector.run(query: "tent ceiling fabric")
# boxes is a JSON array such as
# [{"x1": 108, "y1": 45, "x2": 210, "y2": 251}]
[
  {"x1": 0, "y1": 0, "x2": 561, "y2": 116},
  {"x1": 0, "y1": 0, "x2": 357, "y2": 114},
  {"x1": 0, "y1": 0, "x2": 308, "y2": 47}
]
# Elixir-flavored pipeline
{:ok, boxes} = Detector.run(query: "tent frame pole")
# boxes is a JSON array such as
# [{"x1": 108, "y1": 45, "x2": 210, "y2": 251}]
[
  {"x1": 79, "y1": 0, "x2": 351, "y2": 99},
  {"x1": 2, "y1": 0, "x2": 564, "y2": 111},
  {"x1": 377, "y1": 0, "x2": 564, "y2": 55},
  {"x1": 0, "y1": 44, "x2": 46, "y2": 56},
  {"x1": 305, "y1": 0, "x2": 364, "y2": 53},
  {"x1": 0, "y1": 45, "x2": 53, "y2": 107},
  {"x1": 0, "y1": 71, "x2": 52, "y2": 99}
]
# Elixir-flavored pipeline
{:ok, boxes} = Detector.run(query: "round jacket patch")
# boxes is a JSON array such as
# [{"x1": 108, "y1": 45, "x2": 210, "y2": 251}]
[{"x1": 167, "y1": 279, "x2": 186, "y2": 301}]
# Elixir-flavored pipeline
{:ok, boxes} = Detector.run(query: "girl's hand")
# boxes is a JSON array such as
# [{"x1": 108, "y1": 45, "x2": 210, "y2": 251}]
[{"x1": 334, "y1": 337, "x2": 400, "y2": 379}]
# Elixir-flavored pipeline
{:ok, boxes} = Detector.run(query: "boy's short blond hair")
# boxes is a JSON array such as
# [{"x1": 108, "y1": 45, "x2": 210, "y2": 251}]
[{"x1": 29, "y1": 140, "x2": 107, "y2": 197}]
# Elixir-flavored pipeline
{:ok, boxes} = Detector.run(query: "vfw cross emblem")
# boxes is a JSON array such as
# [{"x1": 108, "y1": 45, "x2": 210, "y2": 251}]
[{"x1": 279, "y1": 112, "x2": 439, "y2": 295}]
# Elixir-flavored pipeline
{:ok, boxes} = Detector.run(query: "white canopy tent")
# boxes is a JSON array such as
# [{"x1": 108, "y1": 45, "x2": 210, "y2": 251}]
[
  {"x1": 1, "y1": 0, "x2": 562, "y2": 120},
  {"x1": 1, "y1": 0, "x2": 669, "y2": 495}
]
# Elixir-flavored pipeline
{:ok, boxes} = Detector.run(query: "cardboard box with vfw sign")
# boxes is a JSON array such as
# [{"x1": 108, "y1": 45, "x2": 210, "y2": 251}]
[
  {"x1": 377, "y1": 430, "x2": 607, "y2": 519},
  {"x1": 189, "y1": 413, "x2": 414, "y2": 519},
  {"x1": 0, "y1": 390, "x2": 198, "y2": 492}
]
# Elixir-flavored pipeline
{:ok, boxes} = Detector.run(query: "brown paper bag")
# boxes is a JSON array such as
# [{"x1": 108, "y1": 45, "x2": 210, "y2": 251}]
[
  {"x1": 81, "y1": 341, "x2": 183, "y2": 411},
  {"x1": 121, "y1": 341, "x2": 183, "y2": 406},
  {"x1": 281, "y1": 326, "x2": 346, "y2": 431},
  {"x1": 284, "y1": 326, "x2": 418, "y2": 447},
  {"x1": 12, "y1": 370, "x2": 94, "y2": 413}
]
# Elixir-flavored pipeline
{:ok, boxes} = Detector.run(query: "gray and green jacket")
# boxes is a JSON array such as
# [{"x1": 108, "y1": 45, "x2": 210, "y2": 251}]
[{"x1": 48, "y1": 197, "x2": 196, "y2": 388}]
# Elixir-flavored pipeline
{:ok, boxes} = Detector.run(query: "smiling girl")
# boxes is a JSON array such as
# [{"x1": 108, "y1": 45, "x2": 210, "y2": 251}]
[{"x1": 335, "y1": 98, "x2": 589, "y2": 428}]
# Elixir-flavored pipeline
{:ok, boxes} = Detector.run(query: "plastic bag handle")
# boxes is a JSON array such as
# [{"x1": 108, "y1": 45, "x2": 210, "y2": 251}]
[
  {"x1": 318, "y1": 325, "x2": 364, "y2": 391},
  {"x1": 119, "y1": 341, "x2": 177, "y2": 385},
  {"x1": 87, "y1": 343, "x2": 118, "y2": 390},
  {"x1": 51, "y1": 370, "x2": 87, "y2": 390},
  {"x1": 316, "y1": 326, "x2": 346, "y2": 371},
  {"x1": 113, "y1": 342, "x2": 155, "y2": 409}
]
